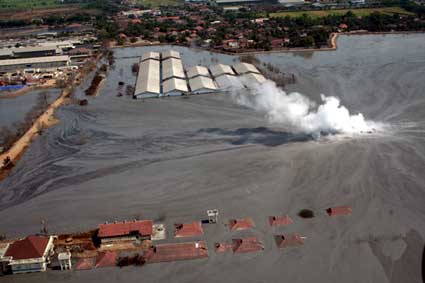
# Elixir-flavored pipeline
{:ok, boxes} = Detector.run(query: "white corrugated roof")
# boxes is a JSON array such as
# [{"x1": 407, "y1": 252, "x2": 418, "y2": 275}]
[
  {"x1": 215, "y1": 74, "x2": 244, "y2": 89},
  {"x1": 163, "y1": 77, "x2": 188, "y2": 93},
  {"x1": 162, "y1": 58, "x2": 185, "y2": 80},
  {"x1": 135, "y1": 59, "x2": 160, "y2": 95},
  {"x1": 12, "y1": 46, "x2": 58, "y2": 53},
  {"x1": 0, "y1": 55, "x2": 70, "y2": 66},
  {"x1": 162, "y1": 50, "x2": 181, "y2": 59},
  {"x1": 189, "y1": 76, "x2": 217, "y2": 91},
  {"x1": 141, "y1": 51, "x2": 160, "y2": 61},
  {"x1": 241, "y1": 73, "x2": 267, "y2": 85},
  {"x1": 233, "y1": 62, "x2": 260, "y2": 75},
  {"x1": 186, "y1": 65, "x2": 210, "y2": 78},
  {"x1": 210, "y1": 64, "x2": 234, "y2": 77}
]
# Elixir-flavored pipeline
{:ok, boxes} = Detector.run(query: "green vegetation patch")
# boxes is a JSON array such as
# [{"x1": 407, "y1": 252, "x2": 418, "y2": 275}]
[
  {"x1": 136, "y1": 0, "x2": 181, "y2": 8},
  {"x1": 0, "y1": 0, "x2": 64, "y2": 11},
  {"x1": 270, "y1": 7, "x2": 414, "y2": 18}
]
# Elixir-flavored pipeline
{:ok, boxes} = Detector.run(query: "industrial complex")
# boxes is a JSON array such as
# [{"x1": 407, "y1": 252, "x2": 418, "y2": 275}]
[{"x1": 134, "y1": 50, "x2": 266, "y2": 99}]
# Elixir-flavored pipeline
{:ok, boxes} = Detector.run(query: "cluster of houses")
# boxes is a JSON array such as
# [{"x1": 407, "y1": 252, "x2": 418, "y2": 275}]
[
  {"x1": 134, "y1": 49, "x2": 266, "y2": 98},
  {"x1": 0, "y1": 206, "x2": 352, "y2": 277}
]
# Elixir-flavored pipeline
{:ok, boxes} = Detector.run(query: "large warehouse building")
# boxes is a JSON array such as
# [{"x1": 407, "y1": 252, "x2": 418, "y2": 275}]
[
  {"x1": 134, "y1": 58, "x2": 160, "y2": 98},
  {"x1": 189, "y1": 76, "x2": 217, "y2": 94},
  {"x1": 233, "y1": 62, "x2": 260, "y2": 75},
  {"x1": 162, "y1": 57, "x2": 185, "y2": 81},
  {"x1": 163, "y1": 78, "x2": 189, "y2": 96},
  {"x1": 186, "y1": 65, "x2": 210, "y2": 79},
  {"x1": 0, "y1": 55, "x2": 70, "y2": 73},
  {"x1": 210, "y1": 64, "x2": 235, "y2": 77}
]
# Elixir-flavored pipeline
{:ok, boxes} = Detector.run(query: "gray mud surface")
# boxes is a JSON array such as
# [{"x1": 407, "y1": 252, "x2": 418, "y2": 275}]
[{"x1": 0, "y1": 34, "x2": 425, "y2": 283}]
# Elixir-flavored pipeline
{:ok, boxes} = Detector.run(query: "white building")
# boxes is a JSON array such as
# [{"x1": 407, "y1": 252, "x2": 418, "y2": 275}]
[
  {"x1": 215, "y1": 74, "x2": 244, "y2": 90},
  {"x1": 233, "y1": 62, "x2": 260, "y2": 75},
  {"x1": 134, "y1": 59, "x2": 160, "y2": 98},
  {"x1": 189, "y1": 76, "x2": 217, "y2": 94},
  {"x1": 141, "y1": 51, "x2": 160, "y2": 62},
  {"x1": 3, "y1": 235, "x2": 54, "y2": 274},
  {"x1": 58, "y1": 251, "x2": 72, "y2": 270},
  {"x1": 0, "y1": 55, "x2": 70, "y2": 73},
  {"x1": 162, "y1": 77, "x2": 188, "y2": 96},
  {"x1": 241, "y1": 72, "x2": 267, "y2": 86},
  {"x1": 186, "y1": 65, "x2": 210, "y2": 79},
  {"x1": 210, "y1": 64, "x2": 235, "y2": 77},
  {"x1": 161, "y1": 50, "x2": 181, "y2": 60},
  {"x1": 162, "y1": 58, "x2": 185, "y2": 80}
]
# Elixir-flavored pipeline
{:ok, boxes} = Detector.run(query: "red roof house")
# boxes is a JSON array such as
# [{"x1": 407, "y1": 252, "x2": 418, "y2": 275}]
[
  {"x1": 228, "y1": 218, "x2": 255, "y2": 231},
  {"x1": 98, "y1": 220, "x2": 153, "y2": 243},
  {"x1": 326, "y1": 206, "x2": 352, "y2": 216},
  {"x1": 4, "y1": 235, "x2": 54, "y2": 274},
  {"x1": 174, "y1": 222, "x2": 204, "y2": 238},
  {"x1": 232, "y1": 237, "x2": 264, "y2": 254},
  {"x1": 274, "y1": 234, "x2": 304, "y2": 249},
  {"x1": 269, "y1": 215, "x2": 293, "y2": 227},
  {"x1": 95, "y1": 251, "x2": 117, "y2": 268}
]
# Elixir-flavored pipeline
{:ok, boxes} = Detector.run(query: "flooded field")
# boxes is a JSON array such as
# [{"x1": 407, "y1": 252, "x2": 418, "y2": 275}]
[{"x1": 1, "y1": 34, "x2": 425, "y2": 283}]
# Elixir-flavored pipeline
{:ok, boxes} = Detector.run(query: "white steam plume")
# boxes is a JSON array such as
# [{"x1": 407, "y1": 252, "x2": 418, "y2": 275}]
[{"x1": 231, "y1": 78, "x2": 377, "y2": 136}]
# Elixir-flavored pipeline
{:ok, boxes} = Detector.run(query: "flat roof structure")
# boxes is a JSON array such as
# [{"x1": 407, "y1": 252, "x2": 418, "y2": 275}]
[
  {"x1": 145, "y1": 241, "x2": 208, "y2": 263},
  {"x1": 174, "y1": 222, "x2": 204, "y2": 238},
  {"x1": 134, "y1": 59, "x2": 160, "y2": 98},
  {"x1": 232, "y1": 237, "x2": 264, "y2": 254},
  {"x1": 186, "y1": 65, "x2": 210, "y2": 79},
  {"x1": 162, "y1": 77, "x2": 188, "y2": 96},
  {"x1": 162, "y1": 58, "x2": 185, "y2": 80},
  {"x1": 189, "y1": 76, "x2": 217, "y2": 94},
  {"x1": 162, "y1": 50, "x2": 181, "y2": 60},
  {"x1": 141, "y1": 51, "x2": 160, "y2": 62},
  {"x1": 233, "y1": 62, "x2": 260, "y2": 75},
  {"x1": 215, "y1": 74, "x2": 244, "y2": 90},
  {"x1": 274, "y1": 234, "x2": 304, "y2": 249},
  {"x1": 98, "y1": 220, "x2": 153, "y2": 238},
  {"x1": 326, "y1": 206, "x2": 352, "y2": 216},
  {"x1": 241, "y1": 72, "x2": 266, "y2": 85},
  {"x1": 0, "y1": 55, "x2": 70, "y2": 67},
  {"x1": 12, "y1": 46, "x2": 59, "y2": 54},
  {"x1": 268, "y1": 215, "x2": 293, "y2": 227},
  {"x1": 228, "y1": 218, "x2": 255, "y2": 231},
  {"x1": 210, "y1": 64, "x2": 235, "y2": 77}
]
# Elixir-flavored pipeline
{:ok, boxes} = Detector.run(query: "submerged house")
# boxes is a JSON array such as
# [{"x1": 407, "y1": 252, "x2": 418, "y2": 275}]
[
  {"x1": 97, "y1": 220, "x2": 153, "y2": 244},
  {"x1": 3, "y1": 235, "x2": 54, "y2": 274}
]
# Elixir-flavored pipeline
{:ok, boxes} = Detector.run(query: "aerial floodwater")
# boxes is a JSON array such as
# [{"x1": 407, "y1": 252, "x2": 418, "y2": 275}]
[{"x1": 1, "y1": 34, "x2": 425, "y2": 283}]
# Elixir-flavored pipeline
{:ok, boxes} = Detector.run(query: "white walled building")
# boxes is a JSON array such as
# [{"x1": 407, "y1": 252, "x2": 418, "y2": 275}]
[
  {"x1": 162, "y1": 58, "x2": 185, "y2": 80},
  {"x1": 134, "y1": 59, "x2": 160, "y2": 98},
  {"x1": 215, "y1": 74, "x2": 244, "y2": 90},
  {"x1": 189, "y1": 76, "x2": 217, "y2": 94},
  {"x1": 162, "y1": 77, "x2": 188, "y2": 96},
  {"x1": 210, "y1": 63, "x2": 235, "y2": 77}
]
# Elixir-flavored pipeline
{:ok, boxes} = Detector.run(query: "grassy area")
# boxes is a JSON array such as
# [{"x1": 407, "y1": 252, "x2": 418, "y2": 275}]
[
  {"x1": 136, "y1": 0, "x2": 181, "y2": 7},
  {"x1": 270, "y1": 7, "x2": 414, "y2": 18},
  {"x1": 0, "y1": 0, "x2": 64, "y2": 11}
]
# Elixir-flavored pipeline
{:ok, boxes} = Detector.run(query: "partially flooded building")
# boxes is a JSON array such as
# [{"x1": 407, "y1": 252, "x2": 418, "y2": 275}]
[
  {"x1": 161, "y1": 50, "x2": 181, "y2": 60},
  {"x1": 141, "y1": 51, "x2": 160, "y2": 62},
  {"x1": 162, "y1": 57, "x2": 185, "y2": 80},
  {"x1": 233, "y1": 62, "x2": 260, "y2": 75},
  {"x1": 134, "y1": 59, "x2": 160, "y2": 98},
  {"x1": 162, "y1": 77, "x2": 188, "y2": 96},
  {"x1": 241, "y1": 72, "x2": 266, "y2": 85},
  {"x1": 210, "y1": 63, "x2": 235, "y2": 77},
  {"x1": 215, "y1": 74, "x2": 243, "y2": 90},
  {"x1": 97, "y1": 220, "x2": 153, "y2": 244},
  {"x1": 189, "y1": 76, "x2": 217, "y2": 94},
  {"x1": 186, "y1": 65, "x2": 210, "y2": 79}
]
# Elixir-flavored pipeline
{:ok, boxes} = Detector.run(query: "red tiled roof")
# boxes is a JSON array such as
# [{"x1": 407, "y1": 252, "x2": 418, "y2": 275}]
[
  {"x1": 228, "y1": 218, "x2": 255, "y2": 231},
  {"x1": 274, "y1": 234, "x2": 304, "y2": 249},
  {"x1": 95, "y1": 251, "x2": 117, "y2": 268},
  {"x1": 4, "y1": 235, "x2": 50, "y2": 260},
  {"x1": 269, "y1": 215, "x2": 293, "y2": 227},
  {"x1": 98, "y1": 220, "x2": 153, "y2": 238},
  {"x1": 145, "y1": 241, "x2": 208, "y2": 263},
  {"x1": 326, "y1": 206, "x2": 352, "y2": 216},
  {"x1": 75, "y1": 257, "x2": 95, "y2": 270},
  {"x1": 214, "y1": 242, "x2": 232, "y2": 253},
  {"x1": 174, "y1": 222, "x2": 204, "y2": 238},
  {"x1": 232, "y1": 237, "x2": 264, "y2": 254}
]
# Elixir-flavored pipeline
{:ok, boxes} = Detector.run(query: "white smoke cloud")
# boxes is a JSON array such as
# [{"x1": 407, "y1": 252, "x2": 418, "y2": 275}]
[{"x1": 231, "y1": 79, "x2": 378, "y2": 136}]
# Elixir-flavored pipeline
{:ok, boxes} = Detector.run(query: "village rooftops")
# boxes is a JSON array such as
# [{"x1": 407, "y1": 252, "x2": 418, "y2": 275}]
[
  {"x1": 232, "y1": 237, "x2": 264, "y2": 254},
  {"x1": 210, "y1": 64, "x2": 235, "y2": 77},
  {"x1": 174, "y1": 222, "x2": 204, "y2": 238},
  {"x1": 274, "y1": 234, "x2": 304, "y2": 248},
  {"x1": 4, "y1": 235, "x2": 51, "y2": 260},
  {"x1": 233, "y1": 62, "x2": 260, "y2": 75},
  {"x1": 268, "y1": 215, "x2": 293, "y2": 227},
  {"x1": 162, "y1": 50, "x2": 181, "y2": 60},
  {"x1": 98, "y1": 220, "x2": 153, "y2": 238},
  {"x1": 186, "y1": 65, "x2": 210, "y2": 79},
  {"x1": 228, "y1": 218, "x2": 255, "y2": 231},
  {"x1": 141, "y1": 51, "x2": 160, "y2": 62}
]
